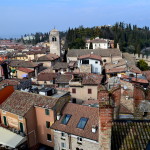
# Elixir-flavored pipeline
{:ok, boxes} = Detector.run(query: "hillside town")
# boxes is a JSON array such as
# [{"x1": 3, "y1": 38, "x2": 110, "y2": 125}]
[{"x1": 0, "y1": 29, "x2": 150, "y2": 150}]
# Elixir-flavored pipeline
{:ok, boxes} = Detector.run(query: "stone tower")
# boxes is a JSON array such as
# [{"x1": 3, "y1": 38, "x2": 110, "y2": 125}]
[{"x1": 49, "y1": 29, "x2": 61, "y2": 57}]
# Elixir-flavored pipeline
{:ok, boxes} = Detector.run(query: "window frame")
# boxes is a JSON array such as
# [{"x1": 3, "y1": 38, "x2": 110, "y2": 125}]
[
  {"x1": 72, "y1": 88, "x2": 76, "y2": 94},
  {"x1": 61, "y1": 142, "x2": 66, "y2": 149},
  {"x1": 61, "y1": 114, "x2": 72, "y2": 125},
  {"x1": 88, "y1": 89, "x2": 92, "y2": 94},
  {"x1": 46, "y1": 121, "x2": 50, "y2": 128},
  {"x1": 45, "y1": 109, "x2": 50, "y2": 115},
  {"x1": 82, "y1": 59, "x2": 89, "y2": 64},
  {"x1": 47, "y1": 134, "x2": 52, "y2": 141},
  {"x1": 77, "y1": 117, "x2": 88, "y2": 129}
]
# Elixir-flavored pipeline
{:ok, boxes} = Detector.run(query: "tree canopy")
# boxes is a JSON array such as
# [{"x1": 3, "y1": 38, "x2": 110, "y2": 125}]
[
  {"x1": 137, "y1": 59, "x2": 149, "y2": 71},
  {"x1": 65, "y1": 22, "x2": 150, "y2": 55}
]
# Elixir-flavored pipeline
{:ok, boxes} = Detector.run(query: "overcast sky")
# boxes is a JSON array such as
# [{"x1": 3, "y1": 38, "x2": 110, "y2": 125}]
[{"x1": 0, "y1": 0, "x2": 149, "y2": 38}]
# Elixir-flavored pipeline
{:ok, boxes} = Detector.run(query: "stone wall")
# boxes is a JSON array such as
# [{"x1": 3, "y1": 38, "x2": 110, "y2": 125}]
[{"x1": 79, "y1": 64, "x2": 91, "y2": 73}]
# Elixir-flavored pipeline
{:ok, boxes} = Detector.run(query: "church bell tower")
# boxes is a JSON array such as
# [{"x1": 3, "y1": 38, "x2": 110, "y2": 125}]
[{"x1": 49, "y1": 29, "x2": 61, "y2": 57}]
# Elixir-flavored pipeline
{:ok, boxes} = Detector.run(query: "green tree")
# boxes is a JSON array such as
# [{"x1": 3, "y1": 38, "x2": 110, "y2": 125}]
[
  {"x1": 137, "y1": 59, "x2": 149, "y2": 71},
  {"x1": 125, "y1": 45, "x2": 135, "y2": 54},
  {"x1": 70, "y1": 38, "x2": 85, "y2": 49}
]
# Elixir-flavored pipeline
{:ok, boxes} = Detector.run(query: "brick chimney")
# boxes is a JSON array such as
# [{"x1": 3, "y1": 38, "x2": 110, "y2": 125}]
[
  {"x1": 98, "y1": 89, "x2": 113, "y2": 150},
  {"x1": 133, "y1": 85, "x2": 150, "y2": 119},
  {"x1": 133, "y1": 85, "x2": 145, "y2": 107},
  {"x1": 111, "y1": 86, "x2": 121, "y2": 119}
]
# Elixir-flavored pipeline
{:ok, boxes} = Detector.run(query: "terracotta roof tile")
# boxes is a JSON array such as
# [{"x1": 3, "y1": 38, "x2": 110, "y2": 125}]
[
  {"x1": 53, "y1": 62, "x2": 68, "y2": 70},
  {"x1": 0, "y1": 79, "x2": 20, "y2": 86},
  {"x1": 119, "y1": 104, "x2": 133, "y2": 114},
  {"x1": 112, "y1": 120, "x2": 150, "y2": 150},
  {"x1": 87, "y1": 39, "x2": 108, "y2": 43},
  {"x1": 81, "y1": 73, "x2": 103, "y2": 85},
  {"x1": 17, "y1": 67, "x2": 34, "y2": 73},
  {"x1": 67, "y1": 49, "x2": 122, "y2": 58},
  {"x1": 51, "y1": 103, "x2": 99, "y2": 141},
  {"x1": 37, "y1": 53, "x2": 59, "y2": 61},
  {"x1": 0, "y1": 90, "x2": 59, "y2": 116},
  {"x1": 78, "y1": 54, "x2": 102, "y2": 61},
  {"x1": 143, "y1": 71, "x2": 150, "y2": 81},
  {"x1": 121, "y1": 75, "x2": 148, "y2": 84},
  {"x1": 10, "y1": 60, "x2": 40, "y2": 68},
  {"x1": 37, "y1": 73, "x2": 57, "y2": 81},
  {"x1": 106, "y1": 67, "x2": 127, "y2": 74},
  {"x1": 56, "y1": 74, "x2": 72, "y2": 83}
]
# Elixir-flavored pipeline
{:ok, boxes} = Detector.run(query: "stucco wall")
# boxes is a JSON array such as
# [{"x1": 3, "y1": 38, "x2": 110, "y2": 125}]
[
  {"x1": 53, "y1": 130, "x2": 99, "y2": 150},
  {"x1": 0, "y1": 110, "x2": 27, "y2": 133},
  {"x1": 16, "y1": 70, "x2": 34, "y2": 79},
  {"x1": 70, "y1": 85, "x2": 98, "y2": 101},
  {"x1": 78, "y1": 59, "x2": 102, "y2": 74},
  {"x1": 25, "y1": 107, "x2": 38, "y2": 148},
  {"x1": 35, "y1": 107, "x2": 55, "y2": 147}
]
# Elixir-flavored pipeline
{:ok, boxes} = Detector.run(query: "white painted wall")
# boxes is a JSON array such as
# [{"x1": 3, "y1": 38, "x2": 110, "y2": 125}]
[
  {"x1": 78, "y1": 58, "x2": 102, "y2": 74},
  {"x1": 86, "y1": 42, "x2": 109, "y2": 49}
]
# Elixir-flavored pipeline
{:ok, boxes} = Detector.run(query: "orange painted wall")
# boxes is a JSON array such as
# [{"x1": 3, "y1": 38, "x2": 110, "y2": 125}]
[
  {"x1": 0, "y1": 56, "x2": 8, "y2": 61},
  {"x1": 0, "y1": 86, "x2": 14, "y2": 104},
  {"x1": 0, "y1": 86, "x2": 14, "y2": 123},
  {"x1": 35, "y1": 107, "x2": 54, "y2": 147}
]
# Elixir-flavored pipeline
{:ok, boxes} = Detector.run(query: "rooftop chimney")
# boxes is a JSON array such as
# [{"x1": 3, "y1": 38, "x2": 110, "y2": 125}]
[
  {"x1": 98, "y1": 89, "x2": 113, "y2": 150},
  {"x1": 57, "y1": 113, "x2": 61, "y2": 120},
  {"x1": 92, "y1": 125, "x2": 97, "y2": 133}
]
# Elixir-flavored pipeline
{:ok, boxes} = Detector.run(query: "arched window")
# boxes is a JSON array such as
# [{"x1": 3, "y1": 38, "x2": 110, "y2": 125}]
[{"x1": 52, "y1": 36, "x2": 57, "y2": 42}]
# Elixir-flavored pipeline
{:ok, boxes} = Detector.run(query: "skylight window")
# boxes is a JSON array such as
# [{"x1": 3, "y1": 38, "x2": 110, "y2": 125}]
[
  {"x1": 61, "y1": 114, "x2": 72, "y2": 125},
  {"x1": 77, "y1": 117, "x2": 88, "y2": 129}
]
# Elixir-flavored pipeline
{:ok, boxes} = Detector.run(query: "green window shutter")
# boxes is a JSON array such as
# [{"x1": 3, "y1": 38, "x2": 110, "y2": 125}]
[
  {"x1": 20, "y1": 122, "x2": 24, "y2": 132},
  {"x1": 45, "y1": 109, "x2": 50, "y2": 115},
  {"x1": 3, "y1": 116, "x2": 7, "y2": 126}
]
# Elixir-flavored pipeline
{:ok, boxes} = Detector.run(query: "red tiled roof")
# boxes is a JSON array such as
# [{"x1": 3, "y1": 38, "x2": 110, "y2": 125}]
[
  {"x1": 106, "y1": 67, "x2": 127, "y2": 74},
  {"x1": 78, "y1": 54, "x2": 102, "y2": 61},
  {"x1": 37, "y1": 73, "x2": 57, "y2": 81},
  {"x1": 70, "y1": 73, "x2": 103, "y2": 85},
  {"x1": 56, "y1": 74, "x2": 72, "y2": 83},
  {"x1": 82, "y1": 73, "x2": 103, "y2": 85},
  {"x1": 119, "y1": 104, "x2": 133, "y2": 114},
  {"x1": 112, "y1": 120, "x2": 150, "y2": 150},
  {"x1": 121, "y1": 75, "x2": 148, "y2": 84},
  {"x1": 86, "y1": 39, "x2": 108, "y2": 43},
  {"x1": 123, "y1": 89, "x2": 133, "y2": 97},
  {"x1": 0, "y1": 79, "x2": 20, "y2": 86},
  {"x1": 17, "y1": 67, "x2": 34, "y2": 73},
  {"x1": 51, "y1": 103, "x2": 99, "y2": 141},
  {"x1": 37, "y1": 53, "x2": 59, "y2": 61},
  {"x1": 143, "y1": 71, "x2": 150, "y2": 81},
  {"x1": 0, "y1": 90, "x2": 59, "y2": 116}
]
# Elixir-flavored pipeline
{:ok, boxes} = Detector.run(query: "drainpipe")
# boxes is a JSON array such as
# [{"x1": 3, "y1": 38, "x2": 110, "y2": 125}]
[{"x1": 68, "y1": 133, "x2": 72, "y2": 150}]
